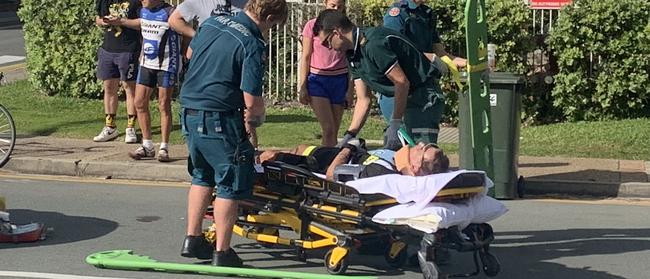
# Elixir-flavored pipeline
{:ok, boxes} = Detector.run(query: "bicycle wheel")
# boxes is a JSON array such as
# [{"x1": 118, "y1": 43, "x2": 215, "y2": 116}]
[{"x1": 0, "y1": 104, "x2": 16, "y2": 167}]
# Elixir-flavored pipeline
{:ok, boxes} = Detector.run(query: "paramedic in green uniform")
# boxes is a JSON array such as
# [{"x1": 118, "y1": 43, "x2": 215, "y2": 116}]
[
  {"x1": 379, "y1": 0, "x2": 467, "y2": 129},
  {"x1": 179, "y1": 0, "x2": 287, "y2": 267},
  {"x1": 314, "y1": 10, "x2": 447, "y2": 150}
]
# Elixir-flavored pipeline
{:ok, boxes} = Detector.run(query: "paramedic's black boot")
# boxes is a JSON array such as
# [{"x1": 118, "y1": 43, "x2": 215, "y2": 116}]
[
  {"x1": 180, "y1": 235, "x2": 214, "y2": 260},
  {"x1": 212, "y1": 248, "x2": 243, "y2": 267}
]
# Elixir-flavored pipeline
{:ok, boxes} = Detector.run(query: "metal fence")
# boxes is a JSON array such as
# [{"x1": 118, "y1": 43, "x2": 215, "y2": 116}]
[
  {"x1": 528, "y1": 8, "x2": 560, "y2": 77},
  {"x1": 265, "y1": 0, "x2": 322, "y2": 101}
]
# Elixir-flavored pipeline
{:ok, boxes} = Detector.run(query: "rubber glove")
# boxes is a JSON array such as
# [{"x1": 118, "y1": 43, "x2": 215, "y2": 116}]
[
  {"x1": 336, "y1": 131, "x2": 356, "y2": 148},
  {"x1": 384, "y1": 119, "x2": 403, "y2": 151}
]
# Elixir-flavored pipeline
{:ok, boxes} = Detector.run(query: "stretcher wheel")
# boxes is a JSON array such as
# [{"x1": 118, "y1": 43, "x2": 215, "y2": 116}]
[
  {"x1": 384, "y1": 242, "x2": 408, "y2": 268},
  {"x1": 480, "y1": 252, "x2": 500, "y2": 277},
  {"x1": 295, "y1": 247, "x2": 307, "y2": 262},
  {"x1": 324, "y1": 249, "x2": 348, "y2": 275}
]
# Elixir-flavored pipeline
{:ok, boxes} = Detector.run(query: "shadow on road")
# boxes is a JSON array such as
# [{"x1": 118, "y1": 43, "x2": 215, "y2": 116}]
[
  {"x1": 485, "y1": 228, "x2": 650, "y2": 279},
  {"x1": 0, "y1": 209, "x2": 118, "y2": 249},
  {"x1": 232, "y1": 242, "x2": 407, "y2": 277}
]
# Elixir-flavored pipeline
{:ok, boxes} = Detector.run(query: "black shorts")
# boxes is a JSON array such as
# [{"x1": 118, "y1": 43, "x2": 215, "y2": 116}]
[
  {"x1": 303, "y1": 146, "x2": 340, "y2": 173},
  {"x1": 96, "y1": 47, "x2": 138, "y2": 81},
  {"x1": 273, "y1": 146, "x2": 339, "y2": 174},
  {"x1": 137, "y1": 66, "x2": 178, "y2": 88}
]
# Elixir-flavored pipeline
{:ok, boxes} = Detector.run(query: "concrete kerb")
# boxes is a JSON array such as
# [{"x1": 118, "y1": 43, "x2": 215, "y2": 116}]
[
  {"x1": 524, "y1": 178, "x2": 650, "y2": 199},
  {"x1": 4, "y1": 157, "x2": 190, "y2": 182}
]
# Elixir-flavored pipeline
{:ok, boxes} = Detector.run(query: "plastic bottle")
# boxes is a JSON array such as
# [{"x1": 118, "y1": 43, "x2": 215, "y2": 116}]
[{"x1": 487, "y1": 43, "x2": 496, "y2": 72}]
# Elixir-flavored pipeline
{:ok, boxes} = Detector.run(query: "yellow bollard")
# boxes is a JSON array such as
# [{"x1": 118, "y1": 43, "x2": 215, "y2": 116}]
[{"x1": 0, "y1": 195, "x2": 5, "y2": 211}]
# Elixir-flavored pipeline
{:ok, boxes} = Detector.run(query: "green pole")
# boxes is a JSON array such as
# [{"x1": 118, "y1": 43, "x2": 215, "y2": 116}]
[{"x1": 463, "y1": 0, "x2": 495, "y2": 182}]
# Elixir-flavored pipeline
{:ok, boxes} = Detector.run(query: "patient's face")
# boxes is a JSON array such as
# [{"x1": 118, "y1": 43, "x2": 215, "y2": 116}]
[{"x1": 411, "y1": 143, "x2": 443, "y2": 176}]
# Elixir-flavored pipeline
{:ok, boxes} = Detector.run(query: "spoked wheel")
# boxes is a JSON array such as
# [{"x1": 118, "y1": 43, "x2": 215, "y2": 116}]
[{"x1": 0, "y1": 104, "x2": 16, "y2": 168}]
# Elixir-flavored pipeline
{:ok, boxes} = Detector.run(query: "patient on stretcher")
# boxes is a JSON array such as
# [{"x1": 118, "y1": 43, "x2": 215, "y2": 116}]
[{"x1": 260, "y1": 140, "x2": 449, "y2": 181}]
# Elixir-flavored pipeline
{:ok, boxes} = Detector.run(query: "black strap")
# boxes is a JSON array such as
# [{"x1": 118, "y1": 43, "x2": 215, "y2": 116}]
[{"x1": 157, "y1": 5, "x2": 175, "y2": 69}]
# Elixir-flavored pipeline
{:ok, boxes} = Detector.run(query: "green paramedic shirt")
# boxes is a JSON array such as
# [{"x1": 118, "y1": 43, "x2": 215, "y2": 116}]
[
  {"x1": 347, "y1": 27, "x2": 436, "y2": 97},
  {"x1": 180, "y1": 13, "x2": 266, "y2": 112},
  {"x1": 383, "y1": 0, "x2": 441, "y2": 53}
]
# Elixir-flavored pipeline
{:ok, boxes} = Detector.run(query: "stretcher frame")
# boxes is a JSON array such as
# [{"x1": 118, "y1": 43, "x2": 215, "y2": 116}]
[{"x1": 206, "y1": 160, "x2": 500, "y2": 278}]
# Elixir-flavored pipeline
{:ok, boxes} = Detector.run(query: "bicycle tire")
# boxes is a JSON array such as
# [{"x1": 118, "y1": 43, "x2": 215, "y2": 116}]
[{"x1": 0, "y1": 104, "x2": 16, "y2": 167}]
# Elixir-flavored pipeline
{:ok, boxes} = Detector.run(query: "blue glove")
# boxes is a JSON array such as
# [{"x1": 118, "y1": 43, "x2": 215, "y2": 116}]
[
  {"x1": 383, "y1": 119, "x2": 403, "y2": 151},
  {"x1": 336, "y1": 131, "x2": 356, "y2": 148}
]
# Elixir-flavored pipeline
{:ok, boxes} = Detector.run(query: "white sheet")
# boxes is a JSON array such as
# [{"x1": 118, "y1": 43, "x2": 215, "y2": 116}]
[
  {"x1": 345, "y1": 170, "x2": 506, "y2": 233},
  {"x1": 346, "y1": 170, "x2": 493, "y2": 210}
]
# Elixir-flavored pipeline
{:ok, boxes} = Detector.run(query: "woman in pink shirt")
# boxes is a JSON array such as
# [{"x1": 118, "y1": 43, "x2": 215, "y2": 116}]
[{"x1": 298, "y1": 0, "x2": 351, "y2": 147}]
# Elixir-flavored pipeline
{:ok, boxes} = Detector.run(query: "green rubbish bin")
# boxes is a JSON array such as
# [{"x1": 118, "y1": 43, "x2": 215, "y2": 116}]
[{"x1": 459, "y1": 72, "x2": 525, "y2": 199}]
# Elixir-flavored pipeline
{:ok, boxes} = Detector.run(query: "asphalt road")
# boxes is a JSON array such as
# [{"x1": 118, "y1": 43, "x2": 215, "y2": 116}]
[
  {"x1": 0, "y1": 27, "x2": 24, "y2": 57},
  {"x1": 0, "y1": 11, "x2": 25, "y2": 67},
  {"x1": 1, "y1": 174, "x2": 649, "y2": 279}
]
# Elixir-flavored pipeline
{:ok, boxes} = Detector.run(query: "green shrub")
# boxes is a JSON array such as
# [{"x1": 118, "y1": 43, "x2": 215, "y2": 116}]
[
  {"x1": 424, "y1": 0, "x2": 534, "y2": 125},
  {"x1": 18, "y1": 0, "x2": 103, "y2": 97},
  {"x1": 547, "y1": 0, "x2": 650, "y2": 121}
]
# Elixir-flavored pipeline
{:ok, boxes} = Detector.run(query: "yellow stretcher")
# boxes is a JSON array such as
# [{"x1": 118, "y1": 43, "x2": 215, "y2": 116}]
[{"x1": 206, "y1": 160, "x2": 500, "y2": 278}]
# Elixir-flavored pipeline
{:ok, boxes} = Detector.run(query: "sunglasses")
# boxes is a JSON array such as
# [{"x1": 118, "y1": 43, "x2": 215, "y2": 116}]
[{"x1": 417, "y1": 143, "x2": 440, "y2": 175}]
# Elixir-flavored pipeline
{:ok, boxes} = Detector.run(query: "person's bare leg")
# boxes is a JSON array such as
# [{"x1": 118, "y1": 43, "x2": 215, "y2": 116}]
[
  {"x1": 103, "y1": 79, "x2": 119, "y2": 116},
  {"x1": 158, "y1": 87, "x2": 173, "y2": 144},
  {"x1": 213, "y1": 197, "x2": 239, "y2": 251},
  {"x1": 123, "y1": 81, "x2": 137, "y2": 117},
  {"x1": 331, "y1": 104, "x2": 345, "y2": 140},
  {"x1": 134, "y1": 85, "x2": 153, "y2": 141},
  {"x1": 187, "y1": 185, "x2": 213, "y2": 236},
  {"x1": 309, "y1": 96, "x2": 337, "y2": 147}
]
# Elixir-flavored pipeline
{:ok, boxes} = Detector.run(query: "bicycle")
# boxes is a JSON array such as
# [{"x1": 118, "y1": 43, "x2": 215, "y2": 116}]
[{"x1": 0, "y1": 72, "x2": 17, "y2": 167}]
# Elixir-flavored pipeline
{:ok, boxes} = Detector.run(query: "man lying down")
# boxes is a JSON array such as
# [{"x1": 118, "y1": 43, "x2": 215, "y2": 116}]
[
  {"x1": 260, "y1": 140, "x2": 507, "y2": 234},
  {"x1": 259, "y1": 139, "x2": 450, "y2": 181}
]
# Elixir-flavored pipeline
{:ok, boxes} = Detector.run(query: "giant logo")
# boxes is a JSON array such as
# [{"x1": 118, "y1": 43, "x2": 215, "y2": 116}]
[{"x1": 143, "y1": 40, "x2": 158, "y2": 60}]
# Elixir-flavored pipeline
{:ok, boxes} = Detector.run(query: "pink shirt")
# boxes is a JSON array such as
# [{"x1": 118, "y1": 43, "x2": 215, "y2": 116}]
[{"x1": 302, "y1": 18, "x2": 348, "y2": 76}]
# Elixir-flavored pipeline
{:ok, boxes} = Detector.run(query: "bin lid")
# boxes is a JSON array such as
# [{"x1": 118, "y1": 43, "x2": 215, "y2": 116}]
[
  {"x1": 488, "y1": 72, "x2": 525, "y2": 84},
  {"x1": 459, "y1": 71, "x2": 525, "y2": 85}
]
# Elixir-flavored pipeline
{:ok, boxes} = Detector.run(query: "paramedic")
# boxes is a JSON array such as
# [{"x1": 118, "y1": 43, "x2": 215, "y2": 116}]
[
  {"x1": 379, "y1": 0, "x2": 466, "y2": 123},
  {"x1": 313, "y1": 10, "x2": 447, "y2": 150},
  {"x1": 179, "y1": 0, "x2": 288, "y2": 267}
]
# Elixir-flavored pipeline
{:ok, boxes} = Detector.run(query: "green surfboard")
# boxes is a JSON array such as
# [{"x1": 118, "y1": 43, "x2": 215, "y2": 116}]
[{"x1": 86, "y1": 250, "x2": 377, "y2": 279}]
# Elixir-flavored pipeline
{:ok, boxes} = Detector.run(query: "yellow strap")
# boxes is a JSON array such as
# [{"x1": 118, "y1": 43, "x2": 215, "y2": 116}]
[
  {"x1": 302, "y1": 145, "x2": 317, "y2": 156},
  {"x1": 467, "y1": 61, "x2": 488, "y2": 73},
  {"x1": 441, "y1": 55, "x2": 464, "y2": 89},
  {"x1": 362, "y1": 155, "x2": 380, "y2": 165}
]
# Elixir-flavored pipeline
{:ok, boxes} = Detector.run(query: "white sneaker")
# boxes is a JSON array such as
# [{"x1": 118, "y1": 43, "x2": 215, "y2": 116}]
[
  {"x1": 124, "y1": 127, "x2": 137, "y2": 143},
  {"x1": 93, "y1": 127, "x2": 118, "y2": 142}
]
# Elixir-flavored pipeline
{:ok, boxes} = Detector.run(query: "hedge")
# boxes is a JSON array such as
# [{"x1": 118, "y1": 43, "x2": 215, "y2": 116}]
[
  {"x1": 547, "y1": 0, "x2": 650, "y2": 121},
  {"x1": 18, "y1": 0, "x2": 103, "y2": 97}
]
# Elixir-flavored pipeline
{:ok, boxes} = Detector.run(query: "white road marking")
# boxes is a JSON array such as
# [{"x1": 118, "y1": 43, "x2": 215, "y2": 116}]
[
  {"x1": 0, "y1": 55, "x2": 25, "y2": 65},
  {"x1": 0, "y1": 271, "x2": 134, "y2": 279}
]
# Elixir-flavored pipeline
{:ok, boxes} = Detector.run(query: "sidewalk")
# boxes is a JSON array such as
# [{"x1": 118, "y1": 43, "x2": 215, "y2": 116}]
[{"x1": 3, "y1": 136, "x2": 649, "y2": 198}]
